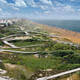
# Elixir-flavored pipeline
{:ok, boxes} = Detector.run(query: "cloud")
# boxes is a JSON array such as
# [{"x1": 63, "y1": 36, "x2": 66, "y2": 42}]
[
  {"x1": 26, "y1": 0, "x2": 37, "y2": 7},
  {"x1": 15, "y1": 0, "x2": 27, "y2": 7},
  {"x1": 40, "y1": 0, "x2": 53, "y2": 5},
  {"x1": 44, "y1": 11, "x2": 51, "y2": 15},
  {"x1": 0, "y1": 0, "x2": 80, "y2": 19},
  {"x1": 0, "y1": 0, "x2": 7, "y2": 3},
  {"x1": 64, "y1": 5, "x2": 74, "y2": 12},
  {"x1": 40, "y1": 5, "x2": 49, "y2": 10},
  {"x1": 0, "y1": 8, "x2": 2, "y2": 11},
  {"x1": 12, "y1": 7, "x2": 19, "y2": 11}
]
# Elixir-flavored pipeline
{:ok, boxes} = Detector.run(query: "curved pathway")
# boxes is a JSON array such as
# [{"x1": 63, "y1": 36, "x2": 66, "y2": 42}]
[
  {"x1": 0, "y1": 77, "x2": 9, "y2": 80},
  {"x1": 37, "y1": 68, "x2": 80, "y2": 80},
  {"x1": 0, "y1": 49, "x2": 38, "y2": 54},
  {"x1": 3, "y1": 40, "x2": 18, "y2": 48}
]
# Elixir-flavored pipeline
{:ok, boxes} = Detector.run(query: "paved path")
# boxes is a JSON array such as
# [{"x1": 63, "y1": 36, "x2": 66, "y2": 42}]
[
  {"x1": 0, "y1": 77, "x2": 15, "y2": 80},
  {"x1": 24, "y1": 31, "x2": 29, "y2": 35},
  {"x1": 0, "y1": 77, "x2": 8, "y2": 80},
  {"x1": 3, "y1": 40, "x2": 46, "y2": 48},
  {"x1": 0, "y1": 69, "x2": 7, "y2": 74},
  {"x1": 3, "y1": 41, "x2": 18, "y2": 48},
  {"x1": 37, "y1": 68, "x2": 80, "y2": 80},
  {"x1": 20, "y1": 26, "x2": 29, "y2": 36},
  {"x1": 6, "y1": 36, "x2": 31, "y2": 41},
  {"x1": 0, "y1": 49, "x2": 38, "y2": 54},
  {"x1": 53, "y1": 39, "x2": 80, "y2": 48},
  {"x1": 0, "y1": 34, "x2": 16, "y2": 40}
]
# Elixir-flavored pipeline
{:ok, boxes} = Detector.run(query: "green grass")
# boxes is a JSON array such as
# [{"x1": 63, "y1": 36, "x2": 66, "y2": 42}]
[
  {"x1": 17, "y1": 55, "x2": 62, "y2": 71},
  {"x1": 3, "y1": 54, "x2": 80, "y2": 71},
  {"x1": 4, "y1": 47, "x2": 41, "y2": 52},
  {"x1": 9, "y1": 40, "x2": 47, "y2": 47},
  {"x1": 2, "y1": 54, "x2": 62, "y2": 71},
  {"x1": 0, "y1": 41, "x2": 4, "y2": 46}
]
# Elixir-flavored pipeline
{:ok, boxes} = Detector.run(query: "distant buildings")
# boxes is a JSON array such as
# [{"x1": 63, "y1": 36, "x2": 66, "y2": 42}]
[{"x1": 0, "y1": 19, "x2": 14, "y2": 28}]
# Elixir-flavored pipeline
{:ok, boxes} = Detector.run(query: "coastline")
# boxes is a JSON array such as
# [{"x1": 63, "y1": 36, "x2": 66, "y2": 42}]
[{"x1": 38, "y1": 24, "x2": 80, "y2": 44}]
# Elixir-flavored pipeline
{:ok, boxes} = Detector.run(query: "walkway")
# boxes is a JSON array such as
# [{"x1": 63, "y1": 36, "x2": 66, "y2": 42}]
[
  {"x1": 3, "y1": 41, "x2": 18, "y2": 48},
  {"x1": 0, "y1": 49, "x2": 38, "y2": 54},
  {"x1": 37, "y1": 68, "x2": 80, "y2": 80}
]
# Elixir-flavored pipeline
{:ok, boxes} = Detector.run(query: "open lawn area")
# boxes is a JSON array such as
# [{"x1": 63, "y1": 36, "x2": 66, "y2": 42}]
[{"x1": 9, "y1": 40, "x2": 47, "y2": 47}]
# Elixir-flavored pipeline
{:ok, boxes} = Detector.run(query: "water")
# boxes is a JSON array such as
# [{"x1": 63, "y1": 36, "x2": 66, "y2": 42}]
[{"x1": 34, "y1": 20, "x2": 80, "y2": 32}]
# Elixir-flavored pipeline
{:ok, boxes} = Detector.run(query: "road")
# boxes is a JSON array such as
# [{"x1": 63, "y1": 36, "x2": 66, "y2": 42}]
[
  {"x1": 0, "y1": 49, "x2": 38, "y2": 54},
  {"x1": 37, "y1": 68, "x2": 80, "y2": 80}
]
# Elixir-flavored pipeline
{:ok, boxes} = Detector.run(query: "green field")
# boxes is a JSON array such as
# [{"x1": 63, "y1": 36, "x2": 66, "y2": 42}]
[{"x1": 9, "y1": 39, "x2": 47, "y2": 47}]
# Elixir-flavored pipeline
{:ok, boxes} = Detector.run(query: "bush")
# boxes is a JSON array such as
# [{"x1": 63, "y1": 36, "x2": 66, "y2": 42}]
[
  {"x1": 63, "y1": 54, "x2": 80, "y2": 64},
  {"x1": 0, "y1": 61, "x2": 5, "y2": 69},
  {"x1": 57, "y1": 63, "x2": 80, "y2": 71},
  {"x1": 51, "y1": 50, "x2": 74, "y2": 57},
  {"x1": 38, "y1": 51, "x2": 48, "y2": 58},
  {"x1": 0, "y1": 41, "x2": 4, "y2": 46},
  {"x1": 53, "y1": 43, "x2": 76, "y2": 50}
]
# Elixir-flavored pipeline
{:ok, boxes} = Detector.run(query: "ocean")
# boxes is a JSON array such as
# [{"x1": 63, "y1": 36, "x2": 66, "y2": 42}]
[{"x1": 34, "y1": 20, "x2": 80, "y2": 32}]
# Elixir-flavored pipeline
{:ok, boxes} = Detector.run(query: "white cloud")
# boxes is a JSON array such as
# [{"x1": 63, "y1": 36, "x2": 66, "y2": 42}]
[
  {"x1": 44, "y1": 11, "x2": 51, "y2": 15},
  {"x1": 0, "y1": 8, "x2": 2, "y2": 11},
  {"x1": 63, "y1": 5, "x2": 74, "y2": 12},
  {"x1": 40, "y1": 5, "x2": 48, "y2": 10},
  {"x1": 0, "y1": 0, "x2": 80, "y2": 19},
  {"x1": 0, "y1": 0, "x2": 7, "y2": 3},
  {"x1": 15, "y1": 0, "x2": 27, "y2": 7},
  {"x1": 12, "y1": 7, "x2": 19, "y2": 11},
  {"x1": 26, "y1": 0, "x2": 37, "y2": 7},
  {"x1": 40, "y1": 0, "x2": 53, "y2": 5}
]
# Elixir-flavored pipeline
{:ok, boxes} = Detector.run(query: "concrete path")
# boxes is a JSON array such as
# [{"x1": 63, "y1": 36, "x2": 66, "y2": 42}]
[
  {"x1": 37, "y1": 68, "x2": 80, "y2": 80},
  {"x1": 3, "y1": 41, "x2": 18, "y2": 48},
  {"x1": 0, "y1": 76, "x2": 15, "y2": 80},
  {"x1": 0, "y1": 69, "x2": 7, "y2": 75},
  {"x1": 0, "y1": 77, "x2": 8, "y2": 80},
  {"x1": 0, "y1": 49, "x2": 38, "y2": 54}
]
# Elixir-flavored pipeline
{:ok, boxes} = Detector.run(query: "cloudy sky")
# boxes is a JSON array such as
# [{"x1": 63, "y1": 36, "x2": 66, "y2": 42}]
[{"x1": 0, "y1": 0, "x2": 80, "y2": 19}]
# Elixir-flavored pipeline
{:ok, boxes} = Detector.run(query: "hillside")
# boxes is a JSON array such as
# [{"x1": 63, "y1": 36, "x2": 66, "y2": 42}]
[
  {"x1": 1, "y1": 19, "x2": 80, "y2": 44},
  {"x1": 42, "y1": 25, "x2": 80, "y2": 44},
  {"x1": 0, "y1": 19, "x2": 80, "y2": 80}
]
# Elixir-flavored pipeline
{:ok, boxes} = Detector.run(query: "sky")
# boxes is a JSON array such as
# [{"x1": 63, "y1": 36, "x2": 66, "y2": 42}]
[{"x1": 0, "y1": 0, "x2": 80, "y2": 19}]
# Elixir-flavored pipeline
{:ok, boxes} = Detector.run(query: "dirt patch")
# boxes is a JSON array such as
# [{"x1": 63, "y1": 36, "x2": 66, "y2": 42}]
[{"x1": 42, "y1": 25, "x2": 80, "y2": 44}]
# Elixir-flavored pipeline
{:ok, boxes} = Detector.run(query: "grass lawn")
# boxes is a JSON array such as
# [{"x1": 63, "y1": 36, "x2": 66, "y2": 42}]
[
  {"x1": 0, "y1": 41, "x2": 4, "y2": 46},
  {"x1": 17, "y1": 55, "x2": 62, "y2": 71},
  {"x1": 9, "y1": 40, "x2": 47, "y2": 47}
]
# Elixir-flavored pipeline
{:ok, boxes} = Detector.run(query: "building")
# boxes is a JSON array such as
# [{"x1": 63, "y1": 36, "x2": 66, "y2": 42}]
[
  {"x1": 0, "y1": 19, "x2": 13, "y2": 28},
  {"x1": 0, "y1": 22, "x2": 8, "y2": 28}
]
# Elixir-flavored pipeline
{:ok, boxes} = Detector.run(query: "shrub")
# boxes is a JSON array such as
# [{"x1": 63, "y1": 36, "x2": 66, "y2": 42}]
[
  {"x1": 53, "y1": 43, "x2": 76, "y2": 50},
  {"x1": 51, "y1": 50, "x2": 74, "y2": 57},
  {"x1": 63, "y1": 54, "x2": 80, "y2": 64}
]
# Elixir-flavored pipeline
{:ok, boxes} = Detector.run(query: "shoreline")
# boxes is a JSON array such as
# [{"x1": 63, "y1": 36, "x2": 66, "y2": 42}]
[{"x1": 37, "y1": 23, "x2": 80, "y2": 44}]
